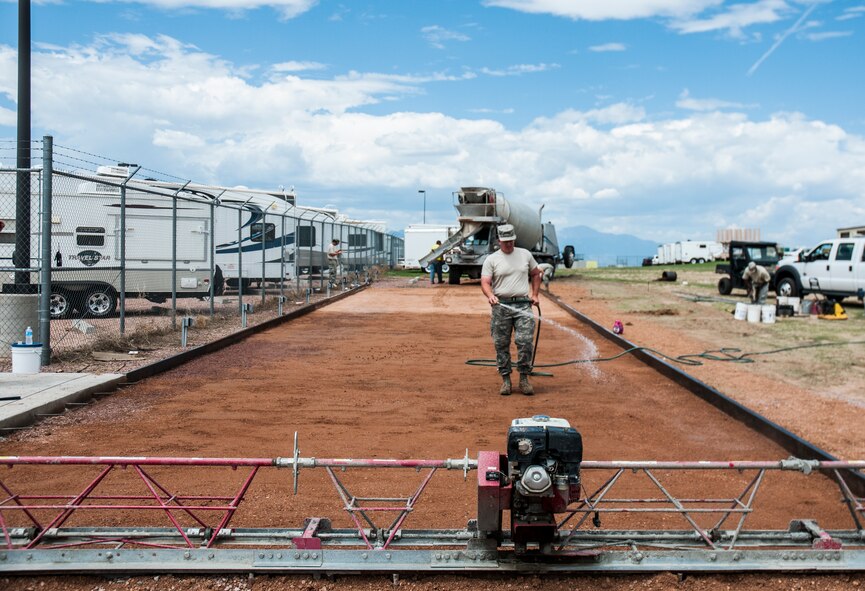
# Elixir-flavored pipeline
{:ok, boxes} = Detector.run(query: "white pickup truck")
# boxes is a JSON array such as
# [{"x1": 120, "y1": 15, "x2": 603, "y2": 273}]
[{"x1": 773, "y1": 237, "x2": 865, "y2": 302}]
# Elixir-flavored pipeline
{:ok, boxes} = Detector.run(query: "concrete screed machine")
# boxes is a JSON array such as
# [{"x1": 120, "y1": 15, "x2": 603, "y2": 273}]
[
  {"x1": 1, "y1": 416, "x2": 864, "y2": 574},
  {"x1": 419, "y1": 187, "x2": 576, "y2": 284}
]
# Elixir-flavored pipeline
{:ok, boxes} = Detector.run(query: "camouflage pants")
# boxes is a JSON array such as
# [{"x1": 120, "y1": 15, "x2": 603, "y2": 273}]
[
  {"x1": 491, "y1": 301, "x2": 535, "y2": 376},
  {"x1": 328, "y1": 258, "x2": 339, "y2": 282}
]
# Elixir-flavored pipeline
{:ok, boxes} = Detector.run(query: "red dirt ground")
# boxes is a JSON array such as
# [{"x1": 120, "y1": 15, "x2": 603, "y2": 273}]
[{"x1": 1, "y1": 280, "x2": 862, "y2": 590}]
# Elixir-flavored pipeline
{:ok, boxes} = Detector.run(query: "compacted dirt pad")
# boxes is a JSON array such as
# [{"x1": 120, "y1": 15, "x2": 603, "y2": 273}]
[{"x1": 1, "y1": 282, "x2": 862, "y2": 590}]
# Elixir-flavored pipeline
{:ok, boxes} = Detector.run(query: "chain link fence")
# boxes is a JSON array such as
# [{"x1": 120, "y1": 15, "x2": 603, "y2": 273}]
[{"x1": 0, "y1": 137, "x2": 404, "y2": 370}]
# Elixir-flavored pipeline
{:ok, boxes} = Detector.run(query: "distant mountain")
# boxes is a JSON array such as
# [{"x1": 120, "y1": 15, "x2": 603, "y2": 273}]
[{"x1": 557, "y1": 225, "x2": 657, "y2": 267}]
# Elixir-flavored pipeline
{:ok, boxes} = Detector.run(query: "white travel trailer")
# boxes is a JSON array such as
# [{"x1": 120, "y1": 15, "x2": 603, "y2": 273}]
[
  {"x1": 0, "y1": 166, "x2": 216, "y2": 319},
  {"x1": 209, "y1": 188, "x2": 300, "y2": 289},
  {"x1": 677, "y1": 240, "x2": 721, "y2": 264},
  {"x1": 100, "y1": 174, "x2": 301, "y2": 291},
  {"x1": 403, "y1": 224, "x2": 457, "y2": 269},
  {"x1": 663, "y1": 243, "x2": 673, "y2": 265}
]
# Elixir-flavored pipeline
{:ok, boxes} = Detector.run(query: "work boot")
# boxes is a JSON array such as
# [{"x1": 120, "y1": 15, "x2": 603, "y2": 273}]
[
  {"x1": 499, "y1": 375, "x2": 512, "y2": 396},
  {"x1": 519, "y1": 374, "x2": 534, "y2": 396}
]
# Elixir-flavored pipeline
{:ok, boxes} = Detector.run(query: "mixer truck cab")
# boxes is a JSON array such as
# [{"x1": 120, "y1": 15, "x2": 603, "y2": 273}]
[{"x1": 419, "y1": 187, "x2": 574, "y2": 284}]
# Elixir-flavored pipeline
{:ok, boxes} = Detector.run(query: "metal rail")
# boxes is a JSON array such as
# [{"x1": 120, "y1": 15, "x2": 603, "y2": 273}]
[{"x1": 0, "y1": 454, "x2": 863, "y2": 573}]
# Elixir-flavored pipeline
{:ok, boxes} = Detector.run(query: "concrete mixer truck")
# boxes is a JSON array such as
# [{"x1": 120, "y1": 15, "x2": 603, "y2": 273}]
[{"x1": 419, "y1": 187, "x2": 575, "y2": 285}]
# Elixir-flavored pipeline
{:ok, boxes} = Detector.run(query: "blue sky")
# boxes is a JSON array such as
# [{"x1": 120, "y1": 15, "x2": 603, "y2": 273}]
[{"x1": 1, "y1": 0, "x2": 864, "y2": 247}]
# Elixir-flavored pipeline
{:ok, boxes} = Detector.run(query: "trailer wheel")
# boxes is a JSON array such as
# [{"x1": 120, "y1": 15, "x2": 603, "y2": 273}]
[
  {"x1": 49, "y1": 289, "x2": 73, "y2": 319},
  {"x1": 83, "y1": 287, "x2": 117, "y2": 318},
  {"x1": 448, "y1": 267, "x2": 461, "y2": 285},
  {"x1": 718, "y1": 277, "x2": 732, "y2": 295}
]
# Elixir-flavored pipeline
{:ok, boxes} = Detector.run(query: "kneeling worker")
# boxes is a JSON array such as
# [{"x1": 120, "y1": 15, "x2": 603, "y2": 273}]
[
  {"x1": 480, "y1": 224, "x2": 542, "y2": 396},
  {"x1": 742, "y1": 261, "x2": 771, "y2": 304}
]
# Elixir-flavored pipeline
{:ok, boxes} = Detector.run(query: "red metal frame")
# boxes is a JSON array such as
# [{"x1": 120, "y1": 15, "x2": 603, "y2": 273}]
[
  {"x1": 0, "y1": 460, "x2": 264, "y2": 550},
  {"x1": 0, "y1": 455, "x2": 862, "y2": 553}
]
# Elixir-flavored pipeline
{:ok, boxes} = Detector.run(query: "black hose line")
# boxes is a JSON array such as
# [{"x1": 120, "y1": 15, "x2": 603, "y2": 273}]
[{"x1": 466, "y1": 310, "x2": 865, "y2": 375}]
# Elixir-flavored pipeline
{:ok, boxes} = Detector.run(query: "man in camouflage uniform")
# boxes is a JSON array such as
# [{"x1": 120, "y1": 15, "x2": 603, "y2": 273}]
[{"x1": 480, "y1": 224, "x2": 542, "y2": 396}]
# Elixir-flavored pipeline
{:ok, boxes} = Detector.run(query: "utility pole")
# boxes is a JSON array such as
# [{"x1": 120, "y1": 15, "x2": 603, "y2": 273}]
[{"x1": 11, "y1": 0, "x2": 32, "y2": 292}]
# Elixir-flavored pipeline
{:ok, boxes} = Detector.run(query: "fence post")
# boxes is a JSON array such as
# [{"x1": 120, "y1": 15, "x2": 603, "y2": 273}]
[
  {"x1": 319, "y1": 218, "x2": 325, "y2": 293},
  {"x1": 209, "y1": 199, "x2": 215, "y2": 318},
  {"x1": 117, "y1": 166, "x2": 140, "y2": 335},
  {"x1": 171, "y1": 192, "x2": 177, "y2": 330},
  {"x1": 261, "y1": 208, "x2": 266, "y2": 305},
  {"x1": 38, "y1": 135, "x2": 52, "y2": 365},
  {"x1": 293, "y1": 212, "x2": 299, "y2": 295},
  {"x1": 280, "y1": 213, "x2": 285, "y2": 304},
  {"x1": 237, "y1": 208, "x2": 244, "y2": 319},
  {"x1": 307, "y1": 215, "x2": 314, "y2": 295}
]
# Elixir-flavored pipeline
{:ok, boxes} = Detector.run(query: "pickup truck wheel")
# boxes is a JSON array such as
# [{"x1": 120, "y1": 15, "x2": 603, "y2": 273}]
[
  {"x1": 776, "y1": 277, "x2": 799, "y2": 298},
  {"x1": 718, "y1": 277, "x2": 732, "y2": 295}
]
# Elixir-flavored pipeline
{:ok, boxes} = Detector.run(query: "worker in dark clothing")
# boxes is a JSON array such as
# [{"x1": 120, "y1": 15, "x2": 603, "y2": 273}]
[{"x1": 429, "y1": 240, "x2": 444, "y2": 284}]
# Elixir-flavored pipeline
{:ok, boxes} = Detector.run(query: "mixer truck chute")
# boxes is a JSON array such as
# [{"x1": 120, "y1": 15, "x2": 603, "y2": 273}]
[{"x1": 418, "y1": 187, "x2": 574, "y2": 285}]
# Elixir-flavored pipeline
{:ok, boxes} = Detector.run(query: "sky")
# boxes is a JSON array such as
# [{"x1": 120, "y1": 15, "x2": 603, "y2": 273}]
[{"x1": 1, "y1": 0, "x2": 864, "y2": 247}]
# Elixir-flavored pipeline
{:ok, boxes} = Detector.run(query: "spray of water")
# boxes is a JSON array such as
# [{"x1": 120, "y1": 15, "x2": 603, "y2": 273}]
[{"x1": 498, "y1": 303, "x2": 602, "y2": 379}]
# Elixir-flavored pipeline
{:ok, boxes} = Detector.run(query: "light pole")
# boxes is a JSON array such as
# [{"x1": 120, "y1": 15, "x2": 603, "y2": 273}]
[{"x1": 418, "y1": 190, "x2": 426, "y2": 223}]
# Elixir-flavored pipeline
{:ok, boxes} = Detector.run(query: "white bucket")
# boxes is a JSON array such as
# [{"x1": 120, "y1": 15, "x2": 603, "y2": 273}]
[
  {"x1": 800, "y1": 300, "x2": 813, "y2": 315},
  {"x1": 761, "y1": 305, "x2": 776, "y2": 324},
  {"x1": 746, "y1": 304, "x2": 762, "y2": 323},
  {"x1": 11, "y1": 343, "x2": 42, "y2": 374},
  {"x1": 787, "y1": 297, "x2": 800, "y2": 313},
  {"x1": 734, "y1": 302, "x2": 748, "y2": 321}
]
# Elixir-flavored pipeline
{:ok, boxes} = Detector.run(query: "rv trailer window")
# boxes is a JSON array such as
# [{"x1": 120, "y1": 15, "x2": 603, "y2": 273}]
[
  {"x1": 250, "y1": 223, "x2": 275, "y2": 243},
  {"x1": 349, "y1": 234, "x2": 367, "y2": 247},
  {"x1": 297, "y1": 225, "x2": 316, "y2": 247},
  {"x1": 76, "y1": 226, "x2": 106, "y2": 247}
]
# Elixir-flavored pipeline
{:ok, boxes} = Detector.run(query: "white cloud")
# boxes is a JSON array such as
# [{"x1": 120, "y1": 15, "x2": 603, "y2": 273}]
[
  {"x1": 588, "y1": 42, "x2": 626, "y2": 52},
  {"x1": 468, "y1": 107, "x2": 516, "y2": 114},
  {"x1": 676, "y1": 89, "x2": 755, "y2": 111},
  {"x1": 1, "y1": 34, "x2": 863, "y2": 246},
  {"x1": 837, "y1": 6, "x2": 865, "y2": 21},
  {"x1": 421, "y1": 25, "x2": 471, "y2": 49},
  {"x1": 803, "y1": 30, "x2": 853, "y2": 41},
  {"x1": 481, "y1": 0, "x2": 720, "y2": 21},
  {"x1": 671, "y1": 0, "x2": 791, "y2": 36},
  {"x1": 479, "y1": 63, "x2": 559, "y2": 76},
  {"x1": 482, "y1": 0, "x2": 825, "y2": 41},
  {"x1": 271, "y1": 60, "x2": 327, "y2": 72},
  {"x1": 106, "y1": 0, "x2": 318, "y2": 20},
  {"x1": 0, "y1": 105, "x2": 15, "y2": 127}
]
